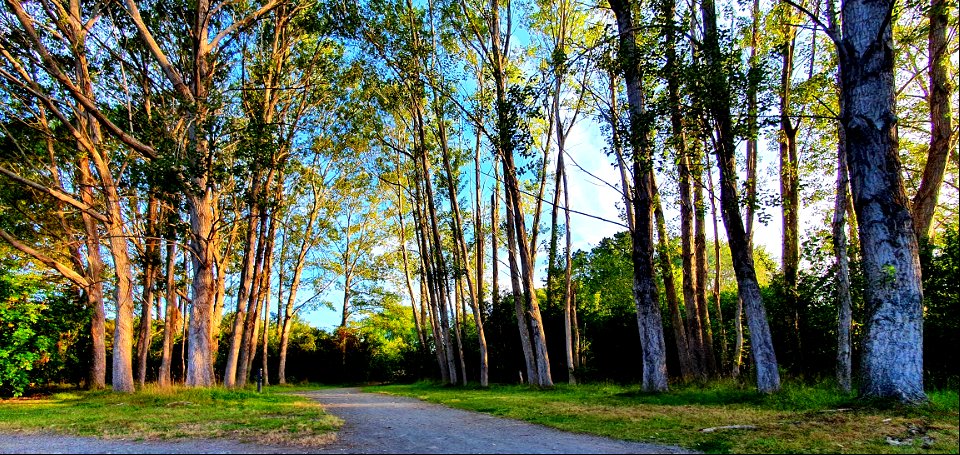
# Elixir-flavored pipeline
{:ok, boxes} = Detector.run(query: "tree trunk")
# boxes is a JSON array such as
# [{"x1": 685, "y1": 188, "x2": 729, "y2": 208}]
[
  {"x1": 708, "y1": 165, "x2": 728, "y2": 372},
  {"x1": 700, "y1": 0, "x2": 780, "y2": 392},
  {"x1": 492, "y1": 181, "x2": 500, "y2": 309},
  {"x1": 76, "y1": 159, "x2": 107, "y2": 389},
  {"x1": 736, "y1": 0, "x2": 760, "y2": 378},
  {"x1": 826, "y1": 0, "x2": 854, "y2": 394},
  {"x1": 607, "y1": 71, "x2": 636, "y2": 233},
  {"x1": 559, "y1": 149, "x2": 577, "y2": 385},
  {"x1": 745, "y1": 0, "x2": 761, "y2": 247},
  {"x1": 453, "y1": 278, "x2": 468, "y2": 385},
  {"x1": 438, "y1": 118, "x2": 489, "y2": 386},
  {"x1": 839, "y1": 0, "x2": 924, "y2": 402},
  {"x1": 504, "y1": 191, "x2": 538, "y2": 385},
  {"x1": 779, "y1": 19, "x2": 802, "y2": 369},
  {"x1": 662, "y1": 0, "x2": 700, "y2": 378},
  {"x1": 412, "y1": 177, "x2": 449, "y2": 382},
  {"x1": 224, "y1": 181, "x2": 261, "y2": 387},
  {"x1": 136, "y1": 196, "x2": 159, "y2": 386},
  {"x1": 833, "y1": 110, "x2": 855, "y2": 393},
  {"x1": 183, "y1": 7, "x2": 219, "y2": 387},
  {"x1": 159, "y1": 240, "x2": 178, "y2": 387},
  {"x1": 489, "y1": 0, "x2": 551, "y2": 386},
  {"x1": 260, "y1": 291, "x2": 270, "y2": 386},
  {"x1": 238, "y1": 197, "x2": 271, "y2": 387},
  {"x1": 910, "y1": 0, "x2": 952, "y2": 241},
  {"x1": 609, "y1": 0, "x2": 669, "y2": 392},
  {"x1": 185, "y1": 185, "x2": 217, "y2": 387},
  {"x1": 690, "y1": 148, "x2": 710, "y2": 377},
  {"x1": 653, "y1": 175, "x2": 694, "y2": 380}
]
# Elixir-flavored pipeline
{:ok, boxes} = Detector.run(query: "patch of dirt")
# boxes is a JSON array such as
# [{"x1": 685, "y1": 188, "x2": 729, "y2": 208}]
[{"x1": 302, "y1": 388, "x2": 695, "y2": 454}]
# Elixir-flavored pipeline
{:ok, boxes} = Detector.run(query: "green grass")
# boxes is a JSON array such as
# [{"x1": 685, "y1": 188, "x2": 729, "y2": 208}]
[
  {"x1": 365, "y1": 381, "x2": 960, "y2": 454},
  {"x1": 0, "y1": 384, "x2": 340, "y2": 446}
]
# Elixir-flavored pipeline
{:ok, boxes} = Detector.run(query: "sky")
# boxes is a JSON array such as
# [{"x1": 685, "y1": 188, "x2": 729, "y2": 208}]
[{"x1": 297, "y1": 117, "x2": 801, "y2": 331}]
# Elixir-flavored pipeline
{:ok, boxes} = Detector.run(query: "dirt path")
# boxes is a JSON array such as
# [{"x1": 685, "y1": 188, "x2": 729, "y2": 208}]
[
  {"x1": 0, "y1": 388, "x2": 693, "y2": 454},
  {"x1": 0, "y1": 431, "x2": 309, "y2": 454},
  {"x1": 303, "y1": 387, "x2": 692, "y2": 454}
]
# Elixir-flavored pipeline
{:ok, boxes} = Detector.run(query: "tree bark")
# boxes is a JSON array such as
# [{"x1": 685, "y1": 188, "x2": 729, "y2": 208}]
[
  {"x1": 778, "y1": 15, "x2": 802, "y2": 368},
  {"x1": 609, "y1": 0, "x2": 669, "y2": 392},
  {"x1": 238, "y1": 191, "x2": 271, "y2": 386},
  {"x1": 438, "y1": 117, "x2": 489, "y2": 386},
  {"x1": 224, "y1": 179, "x2": 261, "y2": 387},
  {"x1": 735, "y1": 0, "x2": 760, "y2": 378},
  {"x1": 76, "y1": 159, "x2": 107, "y2": 389},
  {"x1": 708, "y1": 162, "x2": 728, "y2": 372},
  {"x1": 700, "y1": 0, "x2": 780, "y2": 392},
  {"x1": 159, "y1": 240, "x2": 178, "y2": 387},
  {"x1": 839, "y1": 0, "x2": 925, "y2": 402},
  {"x1": 136, "y1": 196, "x2": 159, "y2": 386},
  {"x1": 653, "y1": 175, "x2": 694, "y2": 380},
  {"x1": 826, "y1": 0, "x2": 855, "y2": 394},
  {"x1": 833, "y1": 95, "x2": 854, "y2": 394},
  {"x1": 560, "y1": 149, "x2": 577, "y2": 385},
  {"x1": 910, "y1": 0, "x2": 953, "y2": 241},
  {"x1": 662, "y1": 0, "x2": 699, "y2": 379},
  {"x1": 504, "y1": 189, "x2": 538, "y2": 385}
]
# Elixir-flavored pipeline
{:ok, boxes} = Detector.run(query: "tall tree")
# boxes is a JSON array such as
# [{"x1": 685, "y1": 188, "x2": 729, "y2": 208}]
[
  {"x1": 910, "y1": 0, "x2": 954, "y2": 241},
  {"x1": 608, "y1": 0, "x2": 669, "y2": 392},
  {"x1": 835, "y1": 0, "x2": 925, "y2": 402},
  {"x1": 698, "y1": 0, "x2": 780, "y2": 392}
]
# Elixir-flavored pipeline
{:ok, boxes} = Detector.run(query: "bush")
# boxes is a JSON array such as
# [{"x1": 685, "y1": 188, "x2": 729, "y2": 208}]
[{"x1": 0, "y1": 268, "x2": 89, "y2": 397}]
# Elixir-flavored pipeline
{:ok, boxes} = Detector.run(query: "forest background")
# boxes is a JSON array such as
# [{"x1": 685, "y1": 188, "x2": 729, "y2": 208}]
[{"x1": 0, "y1": 0, "x2": 956, "y2": 402}]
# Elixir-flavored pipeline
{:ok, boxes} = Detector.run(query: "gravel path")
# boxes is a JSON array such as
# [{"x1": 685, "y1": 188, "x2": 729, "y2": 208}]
[
  {"x1": 0, "y1": 431, "x2": 310, "y2": 454},
  {"x1": 303, "y1": 387, "x2": 692, "y2": 454},
  {"x1": 0, "y1": 387, "x2": 693, "y2": 454}
]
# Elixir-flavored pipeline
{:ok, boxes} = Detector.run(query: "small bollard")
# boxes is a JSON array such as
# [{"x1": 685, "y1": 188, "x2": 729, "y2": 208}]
[{"x1": 257, "y1": 368, "x2": 263, "y2": 393}]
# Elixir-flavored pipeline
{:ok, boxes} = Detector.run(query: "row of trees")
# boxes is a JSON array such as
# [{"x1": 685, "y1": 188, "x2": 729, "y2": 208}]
[{"x1": 0, "y1": 0, "x2": 955, "y2": 402}]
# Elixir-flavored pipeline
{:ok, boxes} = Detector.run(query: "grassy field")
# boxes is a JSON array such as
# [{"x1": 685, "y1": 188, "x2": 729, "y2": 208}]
[
  {"x1": 365, "y1": 381, "x2": 960, "y2": 454},
  {"x1": 0, "y1": 384, "x2": 340, "y2": 446}
]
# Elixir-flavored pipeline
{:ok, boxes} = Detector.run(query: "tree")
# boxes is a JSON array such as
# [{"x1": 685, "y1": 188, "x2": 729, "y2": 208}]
[
  {"x1": 608, "y1": 0, "x2": 669, "y2": 392},
  {"x1": 697, "y1": 0, "x2": 781, "y2": 393},
  {"x1": 835, "y1": 0, "x2": 925, "y2": 402}
]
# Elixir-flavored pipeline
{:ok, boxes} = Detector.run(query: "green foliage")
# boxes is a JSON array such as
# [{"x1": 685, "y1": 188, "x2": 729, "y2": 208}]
[
  {"x1": 0, "y1": 265, "x2": 89, "y2": 397},
  {"x1": 921, "y1": 224, "x2": 960, "y2": 387}
]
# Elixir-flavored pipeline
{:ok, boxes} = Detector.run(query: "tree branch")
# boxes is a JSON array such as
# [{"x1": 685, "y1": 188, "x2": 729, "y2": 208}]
[
  {"x1": 0, "y1": 165, "x2": 111, "y2": 224},
  {"x1": 0, "y1": 228, "x2": 90, "y2": 288}
]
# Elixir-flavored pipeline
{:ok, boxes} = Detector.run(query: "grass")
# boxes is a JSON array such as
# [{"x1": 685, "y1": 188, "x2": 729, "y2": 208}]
[
  {"x1": 0, "y1": 383, "x2": 340, "y2": 446},
  {"x1": 365, "y1": 380, "x2": 960, "y2": 454}
]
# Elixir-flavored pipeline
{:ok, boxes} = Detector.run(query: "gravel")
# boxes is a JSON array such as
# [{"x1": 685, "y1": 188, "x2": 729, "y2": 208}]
[{"x1": 0, "y1": 387, "x2": 695, "y2": 454}]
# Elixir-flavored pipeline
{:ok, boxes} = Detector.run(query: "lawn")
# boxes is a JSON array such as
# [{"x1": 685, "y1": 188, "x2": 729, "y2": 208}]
[
  {"x1": 0, "y1": 384, "x2": 340, "y2": 446},
  {"x1": 365, "y1": 381, "x2": 960, "y2": 454}
]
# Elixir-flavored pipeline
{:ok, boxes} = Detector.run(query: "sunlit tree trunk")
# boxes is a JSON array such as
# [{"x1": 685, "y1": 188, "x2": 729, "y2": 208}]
[
  {"x1": 504, "y1": 190, "x2": 538, "y2": 385},
  {"x1": 438, "y1": 116, "x2": 489, "y2": 386},
  {"x1": 700, "y1": 0, "x2": 780, "y2": 392},
  {"x1": 653, "y1": 175, "x2": 693, "y2": 380},
  {"x1": 76, "y1": 159, "x2": 107, "y2": 389},
  {"x1": 778, "y1": 10, "x2": 802, "y2": 367},
  {"x1": 839, "y1": 0, "x2": 924, "y2": 402},
  {"x1": 224, "y1": 178, "x2": 261, "y2": 387},
  {"x1": 609, "y1": 0, "x2": 669, "y2": 392},
  {"x1": 136, "y1": 196, "x2": 159, "y2": 386},
  {"x1": 911, "y1": 0, "x2": 953, "y2": 241},
  {"x1": 159, "y1": 240, "x2": 179, "y2": 387},
  {"x1": 660, "y1": 0, "x2": 697, "y2": 380}
]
